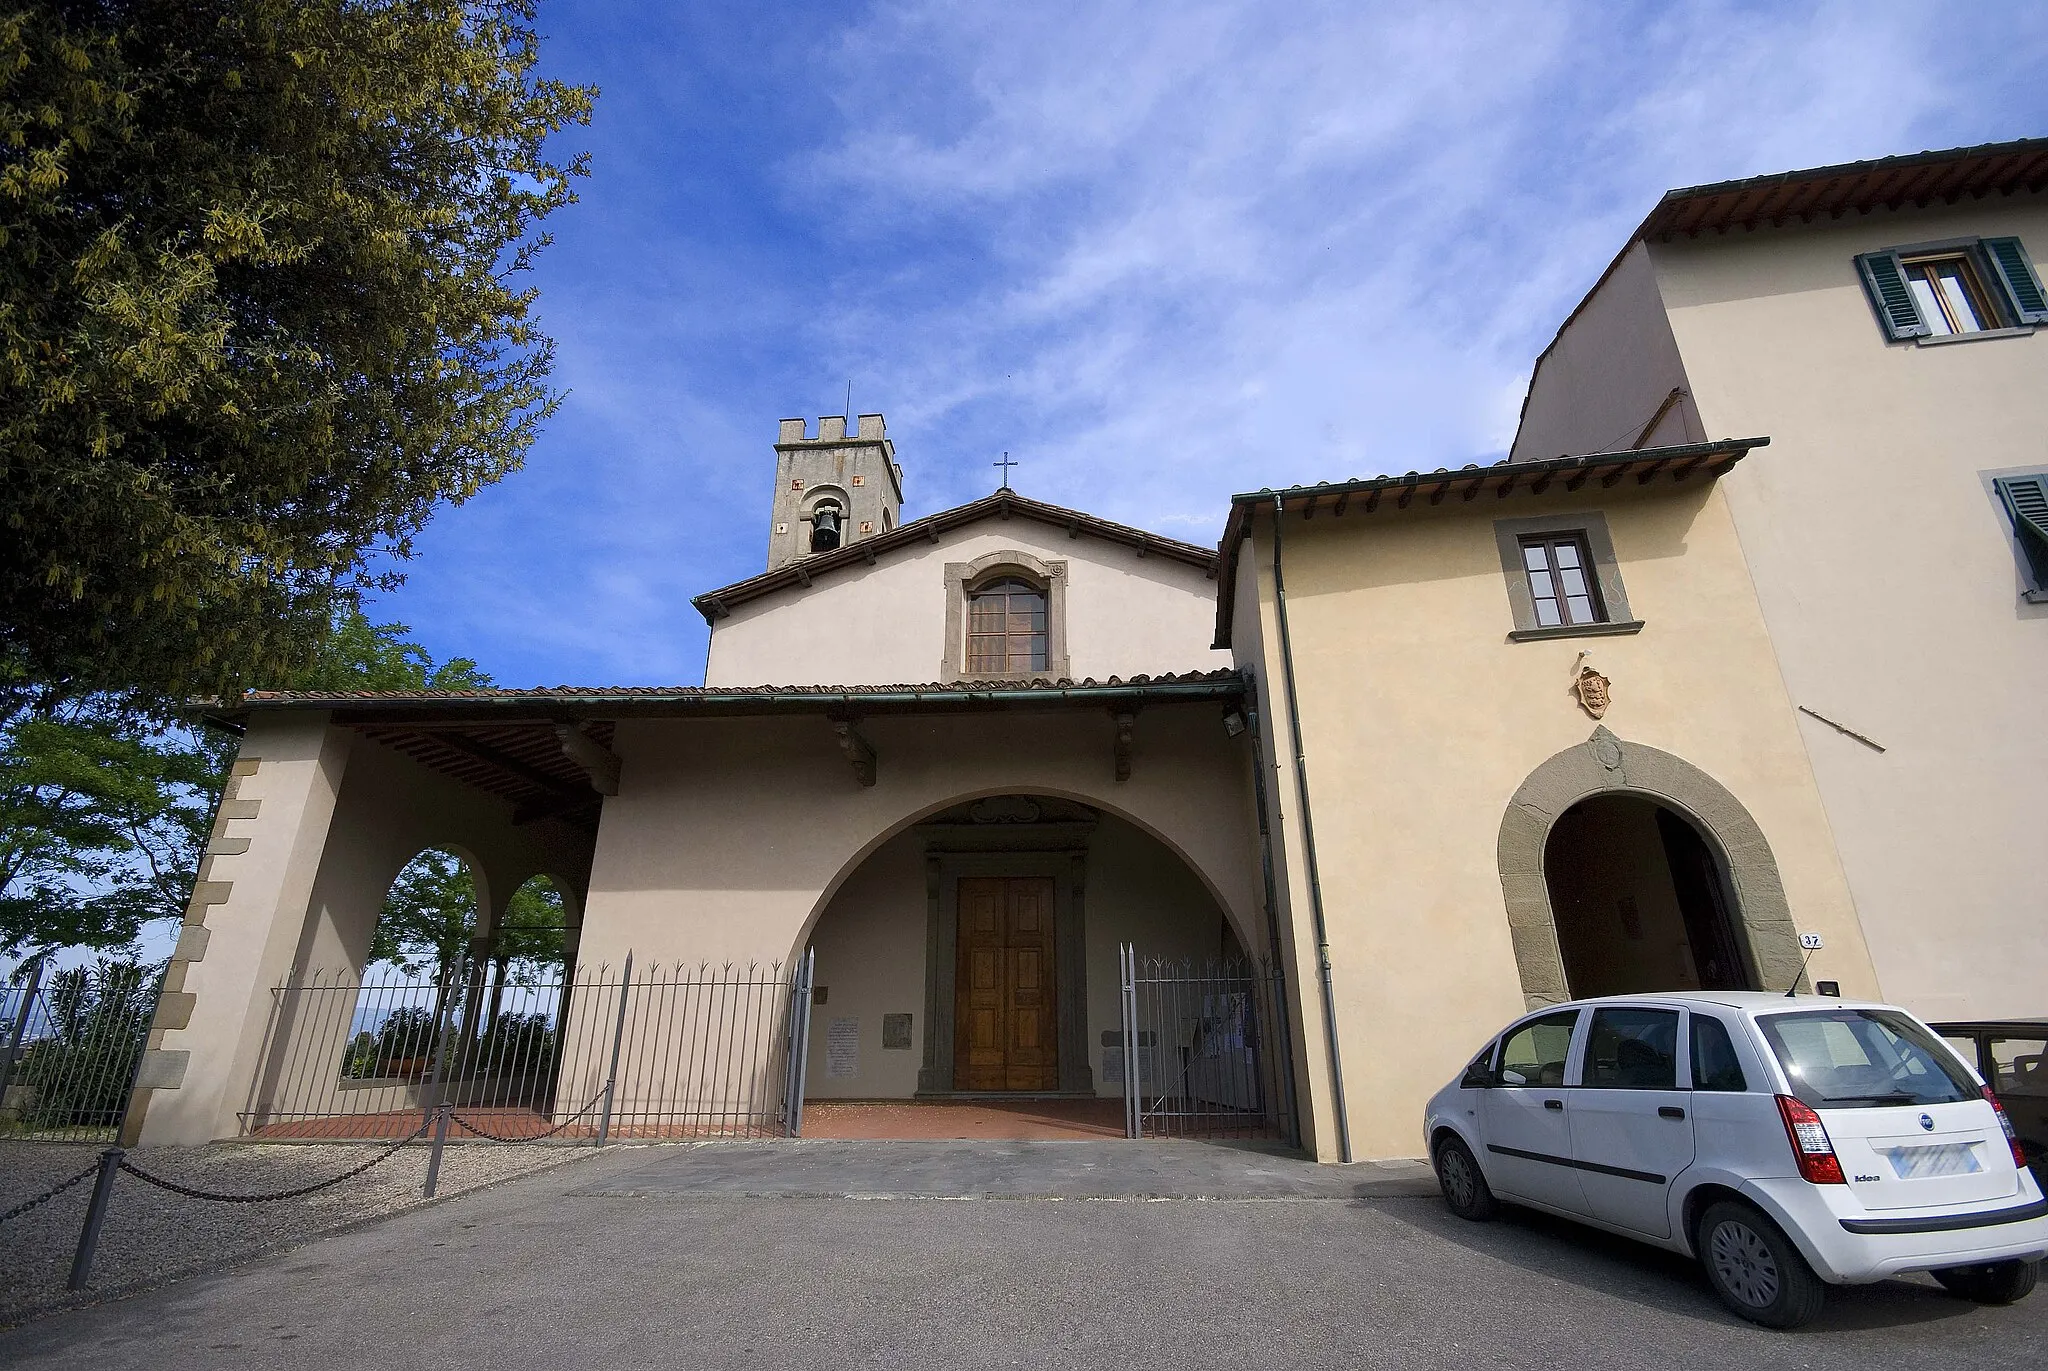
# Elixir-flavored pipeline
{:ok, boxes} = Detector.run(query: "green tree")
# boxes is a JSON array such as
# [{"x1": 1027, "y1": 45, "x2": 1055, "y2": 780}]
[
  {"x1": 0, "y1": 696, "x2": 226, "y2": 956},
  {"x1": 0, "y1": 608, "x2": 492, "y2": 959},
  {"x1": 369, "y1": 852, "x2": 563, "y2": 979},
  {"x1": 0, "y1": 1, "x2": 594, "y2": 702}
]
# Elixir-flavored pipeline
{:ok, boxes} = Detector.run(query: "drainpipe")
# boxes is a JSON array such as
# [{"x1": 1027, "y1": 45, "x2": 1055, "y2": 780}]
[
  {"x1": 1268, "y1": 494, "x2": 1353, "y2": 1163},
  {"x1": 1241, "y1": 676, "x2": 1302, "y2": 1150}
]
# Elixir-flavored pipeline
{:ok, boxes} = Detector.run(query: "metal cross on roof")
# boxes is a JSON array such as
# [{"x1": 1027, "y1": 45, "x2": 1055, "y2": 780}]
[{"x1": 994, "y1": 451, "x2": 1017, "y2": 490}]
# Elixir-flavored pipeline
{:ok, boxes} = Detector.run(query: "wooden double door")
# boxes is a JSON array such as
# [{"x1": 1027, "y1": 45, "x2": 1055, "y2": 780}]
[{"x1": 953, "y1": 876, "x2": 1059, "y2": 1091}]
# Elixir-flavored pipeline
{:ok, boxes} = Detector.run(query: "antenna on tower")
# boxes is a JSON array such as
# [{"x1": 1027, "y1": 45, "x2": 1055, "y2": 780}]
[{"x1": 844, "y1": 380, "x2": 853, "y2": 426}]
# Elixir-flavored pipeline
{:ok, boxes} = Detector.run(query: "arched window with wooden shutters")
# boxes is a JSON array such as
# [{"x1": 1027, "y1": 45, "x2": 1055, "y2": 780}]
[{"x1": 965, "y1": 576, "x2": 1048, "y2": 675}]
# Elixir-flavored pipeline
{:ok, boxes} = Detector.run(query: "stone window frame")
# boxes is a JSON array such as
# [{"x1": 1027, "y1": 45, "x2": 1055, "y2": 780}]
[
  {"x1": 942, "y1": 549, "x2": 1071, "y2": 682},
  {"x1": 1492, "y1": 511, "x2": 1644, "y2": 643},
  {"x1": 799, "y1": 484, "x2": 852, "y2": 555}
]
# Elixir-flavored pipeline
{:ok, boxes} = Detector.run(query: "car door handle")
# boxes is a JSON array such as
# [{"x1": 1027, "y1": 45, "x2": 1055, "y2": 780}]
[
  {"x1": 1543, "y1": 1099, "x2": 1564, "y2": 1111},
  {"x1": 1659, "y1": 1106, "x2": 1686, "y2": 1120}
]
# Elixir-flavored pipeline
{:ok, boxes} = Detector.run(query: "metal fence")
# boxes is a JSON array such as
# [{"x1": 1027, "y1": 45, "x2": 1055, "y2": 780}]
[
  {"x1": 1118, "y1": 945, "x2": 1295, "y2": 1143},
  {"x1": 242, "y1": 951, "x2": 816, "y2": 1142},
  {"x1": 2, "y1": 961, "x2": 161, "y2": 1143}
]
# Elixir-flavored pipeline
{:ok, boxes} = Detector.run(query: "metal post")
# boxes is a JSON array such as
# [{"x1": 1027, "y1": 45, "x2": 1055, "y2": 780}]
[
  {"x1": 66, "y1": 1147, "x2": 123, "y2": 1290},
  {"x1": 595, "y1": 952, "x2": 633, "y2": 1147},
  {"x1": 0, "y1": 957, "x2": 45, "y2": 1108},
  {"x1": 1121, "y1": 945, "x2": 1140, "y2": 1139},
  {"x1": 415, "y1": 950, "x2": 469, "y2": 1197},
  {"x1": 422, "y1": 1101, "x2": 453, "y2": 1198},
  {"x1": 781, "y1": 963, "x2": 802, "y2": 1138},
  {"x1": 786, "y1": 948, "x2": 815, "y2": 1138},
  {"x1": 418, "y1": 951, "x2": 467, "y2": 1124}
]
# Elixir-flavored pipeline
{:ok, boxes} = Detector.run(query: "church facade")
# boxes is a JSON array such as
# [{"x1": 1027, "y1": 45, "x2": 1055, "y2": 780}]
[
  {"x1": 129, "y1": 415, "x2": 1274, "y2": 1149},
  {"x1": 123, "y1": 137, "x2": 2045, "y2": 1164}
]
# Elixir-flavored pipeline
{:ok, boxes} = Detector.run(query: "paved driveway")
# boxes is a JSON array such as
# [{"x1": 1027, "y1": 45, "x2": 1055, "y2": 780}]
[{"x1": 2, "y1": 1140, "x2": 2042, "y2": 1370}]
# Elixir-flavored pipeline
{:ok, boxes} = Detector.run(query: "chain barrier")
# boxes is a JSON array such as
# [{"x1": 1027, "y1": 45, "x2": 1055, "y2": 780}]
[
  {"x1": 115, "y1": 1120, "x2": 431, "y2": 1204},
  {"x1": 0, "y1": 1162, "x2": 100, "y2": 1227},
  {"x1": 446, "y1": 1090, "x2": 607, "y2": 1144}
]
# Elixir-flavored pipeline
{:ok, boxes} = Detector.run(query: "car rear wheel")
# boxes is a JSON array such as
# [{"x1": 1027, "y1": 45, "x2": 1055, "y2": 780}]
[
  {"x1": 1696, "y1": 1200, "x2": 1826, "y2": 1329},
  {"x1": 1931, "y1": 1258, "x2": 2039, "y2": 1305},
  {"x1": 1433, "y1": 1134, "x2": 1498, "y2": 1221}
]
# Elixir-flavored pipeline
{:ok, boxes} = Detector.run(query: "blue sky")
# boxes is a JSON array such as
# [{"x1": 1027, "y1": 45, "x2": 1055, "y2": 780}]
[{"x1": 368, "y1": 0, "x2": 2048, "y2": 688}]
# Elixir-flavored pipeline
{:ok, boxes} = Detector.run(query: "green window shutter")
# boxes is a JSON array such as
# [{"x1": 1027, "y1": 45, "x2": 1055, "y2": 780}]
[
  {"x1": 1854, "y1": 250, "x2": 1929, "y2": 339},
  {"x1": 1994, "y1": 475, "x2": 2048, "y2": 589},
  {"x1": 1980, "y1": 237, "x2": 2048, "y2": 325}
]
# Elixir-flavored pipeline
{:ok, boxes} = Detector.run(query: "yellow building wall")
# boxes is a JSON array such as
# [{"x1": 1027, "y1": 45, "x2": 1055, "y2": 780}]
[
  {"x1": 1649, "y1": 201, "x2": 2048, "y2": 1020},
  {"x1": 1242, "y1": 480, "x2": 1876, "y2": 1161}
]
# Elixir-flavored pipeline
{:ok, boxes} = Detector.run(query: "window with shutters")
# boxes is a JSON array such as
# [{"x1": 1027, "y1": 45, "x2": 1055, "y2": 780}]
[
  {"x1": 1993, "y1": 473, "x2": 2048, "y2": 603},
  {"x1": 1856, "y1": 236, "x2": 2048, "y2": 343}
]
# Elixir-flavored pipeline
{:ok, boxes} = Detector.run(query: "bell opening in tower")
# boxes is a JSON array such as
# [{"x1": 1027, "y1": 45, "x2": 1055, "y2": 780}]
[{"x1": 811, "y1": 502, "x2": 842, "y2": 553}]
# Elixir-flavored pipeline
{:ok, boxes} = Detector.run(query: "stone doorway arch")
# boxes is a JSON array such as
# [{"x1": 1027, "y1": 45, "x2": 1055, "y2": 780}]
[{"x1": 1495, "y1": 727, "x2": 1808, "y2": 1008}]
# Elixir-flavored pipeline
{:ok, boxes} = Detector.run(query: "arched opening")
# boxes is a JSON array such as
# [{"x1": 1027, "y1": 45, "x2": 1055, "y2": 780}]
[
  {"x1": 1543, "y1": 794, "x2": 1753, "y2": 999},
  {"x1": 809, "y1": 498, "x2": 843, "y2": 552},
  {"x1": 965, "y1": 575, "x2": 1048, "y2": 674},
  {"x1": 794, "y1": 792, "x2": 1267, "y2": 1137},
  {"x1": 1497, "y1": 729, "x2": 1810, "y2": 1010},
  {"x1": 313, "y1": 854, "x2": 574, "y2": 1133},
  {"x1": 369, "y1": 847, "x2": 481, "y2": 977}
]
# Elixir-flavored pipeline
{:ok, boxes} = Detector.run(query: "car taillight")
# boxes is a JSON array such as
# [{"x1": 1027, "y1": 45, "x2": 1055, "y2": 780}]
[
  {"x1": 1984, "y1": 1086, "x2": 2029, "y2": 1170},
  {"x1": 1776, "y1": 1094, "x2": 1846, "y2": 1184}
]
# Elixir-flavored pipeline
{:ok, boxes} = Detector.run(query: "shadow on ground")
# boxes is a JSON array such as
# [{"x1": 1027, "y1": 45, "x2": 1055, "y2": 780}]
[{"x1": 1373, "y1": 1191, "x2": 1990, "y2": 1334}]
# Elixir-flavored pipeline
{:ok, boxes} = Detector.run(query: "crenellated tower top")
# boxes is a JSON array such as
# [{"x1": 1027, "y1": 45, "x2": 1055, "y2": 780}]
[{"x1": 767, "y1": 414, "x2": 904, "y2": 571}]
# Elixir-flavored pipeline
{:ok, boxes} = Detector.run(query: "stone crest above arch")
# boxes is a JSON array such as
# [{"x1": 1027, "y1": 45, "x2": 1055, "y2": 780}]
[
  {"x1": 942, "y1": 548, "x2": 1072, "y2": 681},
  {"x1": 1495, "y1": 727, "x2": 1806, "y2": 1008}
]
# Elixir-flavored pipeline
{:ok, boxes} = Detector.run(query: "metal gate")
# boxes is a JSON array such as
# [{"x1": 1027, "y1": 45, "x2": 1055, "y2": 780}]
[
  {"x1": 240, "y1": 949, "x2": 816, "y2": 1141},
  {"x1": 2, "y1": 960, "x2": 160, "y2": 1143},
  {"x1": 1117, "y1": 944, "x2": 1295, "y2": 1143}
]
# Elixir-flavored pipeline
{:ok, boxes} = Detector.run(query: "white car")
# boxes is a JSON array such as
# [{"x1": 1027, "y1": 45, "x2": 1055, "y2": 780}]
[{"x1": 1424, "y1": 992, "x2": 2047, "y2": 1328}]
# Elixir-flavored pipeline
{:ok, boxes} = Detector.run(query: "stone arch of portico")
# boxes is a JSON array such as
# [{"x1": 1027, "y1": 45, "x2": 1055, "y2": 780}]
[
  {"x1": 1496, "y1": 727, "x2": 1808, "y2": 1009},
  {"x1": 293, "y1": 838, "x2": 497, "y2": 978},
  {"x1": 788, "y1": 782, "x2": 1258, "y2": 1097},
  {"x1": 784, "y1": 783, "x2": 1257, "y2": 965}
]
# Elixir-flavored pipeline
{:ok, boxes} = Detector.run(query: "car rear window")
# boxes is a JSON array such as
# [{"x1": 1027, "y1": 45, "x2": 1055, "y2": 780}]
[{"x1": 1758, "y1": 1008, "x2": 1977, "y2": 1109}]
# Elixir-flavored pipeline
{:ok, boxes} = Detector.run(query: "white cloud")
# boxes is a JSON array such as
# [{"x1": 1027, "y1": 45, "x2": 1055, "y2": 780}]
[
  {"x1": 788, "y1": 0, "x2": 2046, "y2": 532},
  {"x1": 378, "y1": 0, "x2": 2046, "y2": 685}
]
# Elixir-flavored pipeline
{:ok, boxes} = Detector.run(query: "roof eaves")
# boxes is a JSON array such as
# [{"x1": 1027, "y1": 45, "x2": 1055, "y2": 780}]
[
  {"x1": 217, "y1": 669, "x2": 1248, "y2": 720},
  {"x1": 1514, "y1": 136, "x2": 2048, "y2": 449},
  {"x1": 688, "y1": 491, "x2": 1218, "y2": 624},
  {"x1": 1210, "y1": 437, "x2": 1765, "y2": 649}
]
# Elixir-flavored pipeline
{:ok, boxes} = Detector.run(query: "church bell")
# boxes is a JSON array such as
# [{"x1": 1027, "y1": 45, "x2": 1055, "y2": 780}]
[{"x1": 810, "y1": 504, "x2": 843, "y2": 552}]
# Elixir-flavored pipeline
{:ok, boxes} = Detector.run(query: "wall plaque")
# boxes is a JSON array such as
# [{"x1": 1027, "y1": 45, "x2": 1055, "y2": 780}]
[
  {"x1": 826, "y1": 1017, "x2": 860, "y2": 1078},
  {"x1": 882, "y1": 1013, "x2": 913, "y2": 1051}
]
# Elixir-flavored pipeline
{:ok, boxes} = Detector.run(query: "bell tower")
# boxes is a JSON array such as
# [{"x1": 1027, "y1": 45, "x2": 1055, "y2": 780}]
[{"x1": 767, "y1": 414, "x2": 904, "y2": 571}]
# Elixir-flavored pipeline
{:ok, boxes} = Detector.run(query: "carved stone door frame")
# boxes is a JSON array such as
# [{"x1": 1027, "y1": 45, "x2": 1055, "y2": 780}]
[{"x1": 917, "y1": 819, "x2": 1094, "y2": 1096}]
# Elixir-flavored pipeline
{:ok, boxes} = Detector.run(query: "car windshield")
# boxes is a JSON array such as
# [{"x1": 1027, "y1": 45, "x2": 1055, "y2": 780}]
[{"x1": 1758, "y1": 1008, "x2": 1977, "y2": 1109}]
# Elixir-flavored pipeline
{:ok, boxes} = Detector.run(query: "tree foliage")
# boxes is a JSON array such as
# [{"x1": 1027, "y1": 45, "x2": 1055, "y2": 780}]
[
  {"x1": 1, "y1": 608, "x2": 492, "y2": 959},
  {"x1": 0, "y1": 1, "x2": 594, "y2": 701},
  {"x1": 371, "y1": 848, "x2": 563, "y2": 979},
  {"x1": 0, "y1": 693, "x2": 226, "y2": 955}
]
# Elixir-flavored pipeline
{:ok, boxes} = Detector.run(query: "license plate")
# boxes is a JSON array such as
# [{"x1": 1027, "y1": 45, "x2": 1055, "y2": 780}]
[{"x1": 1883, "y1": 1143, "x2": 1982, "y2": 1179}]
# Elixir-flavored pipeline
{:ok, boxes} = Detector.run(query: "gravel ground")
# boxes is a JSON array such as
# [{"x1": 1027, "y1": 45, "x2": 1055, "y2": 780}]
[{"x1": 0, "y1": 1138, "x2": 606, "y2": 1326}]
